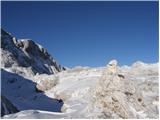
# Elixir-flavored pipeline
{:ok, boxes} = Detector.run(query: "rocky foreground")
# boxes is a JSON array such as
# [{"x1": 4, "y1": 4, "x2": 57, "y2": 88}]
[{"x1": 2, "y1": 60, "x2": 158, "y2": 119}]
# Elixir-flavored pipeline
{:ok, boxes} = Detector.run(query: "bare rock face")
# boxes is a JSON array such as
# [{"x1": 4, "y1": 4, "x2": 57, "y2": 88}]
[{"x1": 87, "y1": 60, "x2": 147, "y2": 119}]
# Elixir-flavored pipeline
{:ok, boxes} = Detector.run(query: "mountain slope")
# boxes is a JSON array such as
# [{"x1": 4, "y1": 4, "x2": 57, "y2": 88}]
[
  {"x1": 1, "y1": 29, "x2": 158, "y2": 118},
  {"x1": 1, "y1": 95, "x2": 19, "y2": 117},
  {"x1": 2, "y1": 61, "x2": 158, "y2": 119},
  {"x1": 1, "y1": 29, "x2": 64, "y2": 76},
  {"x1": 1, "y1": 29, "x2": 65, "y2": 116}
]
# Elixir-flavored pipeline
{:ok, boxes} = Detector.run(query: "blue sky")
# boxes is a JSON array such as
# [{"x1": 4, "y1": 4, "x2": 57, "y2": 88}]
[{"x1": 2, "y1": 1, "x2": 158, "y2": 67}]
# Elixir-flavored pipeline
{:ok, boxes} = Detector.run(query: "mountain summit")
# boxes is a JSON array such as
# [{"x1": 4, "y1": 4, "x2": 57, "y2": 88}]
[{"x1": 1, "y1": 29, "x2": 65, "y2": 76}]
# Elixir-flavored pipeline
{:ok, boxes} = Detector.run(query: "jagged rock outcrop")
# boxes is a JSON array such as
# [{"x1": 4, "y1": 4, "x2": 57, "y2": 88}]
[
  {"x1": 34, "y1": 74, "x2": 59, "y2": 92},
  {"x1": 1, "y1": 28, "x2": 64, "y2": 75},
  {"x1": 1, "y1": 95, "x2": 19, "y2": 117},
  {"x1": 106, "y1": 59, "x2": 118, "y2": 75},
  {"x1": 86, "y1": 60, "x2": 157, "y2": 119}
]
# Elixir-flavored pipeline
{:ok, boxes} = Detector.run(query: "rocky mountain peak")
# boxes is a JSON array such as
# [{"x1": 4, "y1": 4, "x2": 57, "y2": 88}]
[{"x1": 1, "y1": 28, "x2": 64, "y2": 75}]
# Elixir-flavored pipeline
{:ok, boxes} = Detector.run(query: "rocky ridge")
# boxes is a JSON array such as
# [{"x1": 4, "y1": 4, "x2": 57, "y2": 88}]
[{"x1": 1, "y1": 28, "x2": 64, "y2": 76}]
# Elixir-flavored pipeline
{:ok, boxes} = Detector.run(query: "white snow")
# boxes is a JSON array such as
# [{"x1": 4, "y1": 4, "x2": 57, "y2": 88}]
[
  {"x1": 1, "y1": 29, "x2": 159, "y2": 119},
  {"x1": 2, "y1": 61, "x2": 159, "y2": 119}
]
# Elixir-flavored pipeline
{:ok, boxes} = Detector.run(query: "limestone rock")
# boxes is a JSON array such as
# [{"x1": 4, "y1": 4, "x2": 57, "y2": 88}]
[
  {"x1": 34, "y1": 74, "x2": 59, "y2": 92},
  {"x1": 87, "y1": 60, "x2": 147, "y2": 119},
  {"x1": 106, "y1": 59, "x2": 118, "y2": 75}
]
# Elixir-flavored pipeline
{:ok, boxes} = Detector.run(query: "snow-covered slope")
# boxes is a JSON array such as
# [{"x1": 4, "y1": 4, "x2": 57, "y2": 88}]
[
  {"x1": 1, "y1": 29, "x2": 65, "y2": 117},
  {"x1": 1, "y1": 29, "x2": 64, "y2": 76},
  {"x1": 1, "y1": 69, "x2": 63, "y2": 115},
  {"x1": 3, "y1": 110, "x2": 69, "y2": 119},
  {"x1": 1, "y1": 95, "x2": 19, "y2": 116},
  {"x1": 2, "y1": 61, "x2": 158, "y2": 119},
  {"x1": 1, "y1": 29, "x2": 159, "y2": 118},
  {"x1": 44, "y1": 61, "x2": 158, "y2": 119}
]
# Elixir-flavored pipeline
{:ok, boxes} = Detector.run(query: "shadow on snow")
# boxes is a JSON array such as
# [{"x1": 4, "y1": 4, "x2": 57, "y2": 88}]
[{"x1": 1, "y1": 69, "x2": 63, "y2": 114}]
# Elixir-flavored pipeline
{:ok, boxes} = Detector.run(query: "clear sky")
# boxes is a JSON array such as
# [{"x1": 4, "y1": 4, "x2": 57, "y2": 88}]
[{"x1": 2, "y1": 1, "x2": 158, "y2": 67}]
